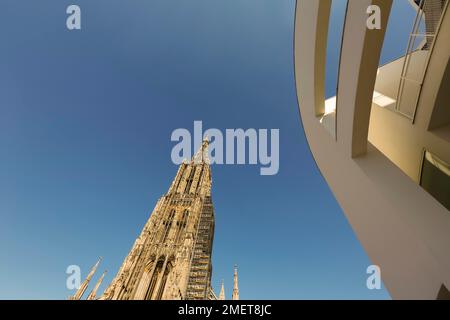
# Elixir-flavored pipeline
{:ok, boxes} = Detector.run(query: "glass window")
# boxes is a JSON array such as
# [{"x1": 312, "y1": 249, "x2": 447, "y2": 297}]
[{"x1": 420, "y1": 151, "x2": 450, "y2": 211}]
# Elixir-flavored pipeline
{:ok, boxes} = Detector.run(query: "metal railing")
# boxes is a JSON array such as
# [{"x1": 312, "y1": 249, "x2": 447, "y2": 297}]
[{"x1": 396, "y1": 0, "x2": 449, "y2": 120}]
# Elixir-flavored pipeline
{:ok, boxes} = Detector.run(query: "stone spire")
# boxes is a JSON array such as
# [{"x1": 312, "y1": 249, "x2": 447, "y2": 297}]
[
  {"x1": 192, "y1": 137, "x2": 210, "y2": 164},
  {"x1": 232, "y1": 265, "x2": 239, "y2": 300},
  {"x1": 218, "y1": 280, "x2": 225, "y2": 300},
  {"x1": 98, "y1": 137, "x2": 216, "y2": 300},
  {"x1": 87, "y1": 270, "x2": 107, "y2": 300},
  {"x1": 70, "y1": 257, "x2": 102, "y2": 300}
]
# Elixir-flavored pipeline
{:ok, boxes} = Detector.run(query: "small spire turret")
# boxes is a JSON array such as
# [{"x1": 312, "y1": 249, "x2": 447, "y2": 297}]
[{"x1": 232, "y1": 265, "x2": 239, "y2": 300}]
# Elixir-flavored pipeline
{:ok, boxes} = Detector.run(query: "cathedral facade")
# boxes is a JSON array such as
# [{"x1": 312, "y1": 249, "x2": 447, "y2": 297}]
[{"x1": 70, "y1": 140, "x2": 239, "y2": 300}]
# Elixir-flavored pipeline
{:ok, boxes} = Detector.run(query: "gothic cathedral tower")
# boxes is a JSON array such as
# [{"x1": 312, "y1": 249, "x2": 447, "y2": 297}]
[{"x1": 101, "y1": 139, "x2": 215, "y2": 300}]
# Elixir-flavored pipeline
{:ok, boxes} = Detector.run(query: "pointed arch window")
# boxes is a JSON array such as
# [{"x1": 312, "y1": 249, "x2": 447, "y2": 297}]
[
  {"x1": 175, "y1": 209, "x2": 189, "y2": 244},
  {"x1": 144, "y1": 258, "x2": 164, "y2": 300},
  {"x1": 155, "y1": 261, "x2": 173, "y2": 300},
  {"x1": 160, "y1": 209, "x2": 175, "y2": 243}
]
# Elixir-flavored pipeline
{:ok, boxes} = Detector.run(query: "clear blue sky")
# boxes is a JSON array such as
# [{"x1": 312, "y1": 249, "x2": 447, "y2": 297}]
[{"x1": 0, "y1": 1, "x2": 415, "y2": 299}]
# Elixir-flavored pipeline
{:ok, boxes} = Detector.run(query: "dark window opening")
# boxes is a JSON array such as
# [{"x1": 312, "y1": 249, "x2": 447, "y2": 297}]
[{"x1": 420, "y1": 151, "x2": 450, "y2": 211}]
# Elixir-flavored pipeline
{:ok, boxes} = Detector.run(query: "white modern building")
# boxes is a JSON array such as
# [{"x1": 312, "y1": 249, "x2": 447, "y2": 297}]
[{"x1": 295, "y1": 0, "x2": 450, "y2": 299}]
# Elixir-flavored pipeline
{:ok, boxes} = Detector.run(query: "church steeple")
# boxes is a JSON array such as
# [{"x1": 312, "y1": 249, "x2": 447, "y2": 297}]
[
  {"x1": 70, "y1": 139, "x2": 244, "y2": 300},
  {"x1": 97, "y1": 140, "x2": 215, "y2": 300},
  {"x1": 232, "y1": 265, "x2": 239, "y2": 300},
  {"x1": 218, "y1": 280, "x2": 225, "y2": 300},
  {"x1": 87, "y1": 270, "x2": 107, "y2": 300},
  {"x1": 70, "y1": 257, "x2": 102, "y2": 300}
]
